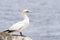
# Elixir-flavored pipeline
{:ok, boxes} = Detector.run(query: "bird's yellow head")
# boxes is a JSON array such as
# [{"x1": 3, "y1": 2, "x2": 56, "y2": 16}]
[
  {"x1": 22, "y1": 9, "x2": 31, "y2": 16},
  {"x1": 22, "y1": 9, "x2": 32, "y2": 13}
]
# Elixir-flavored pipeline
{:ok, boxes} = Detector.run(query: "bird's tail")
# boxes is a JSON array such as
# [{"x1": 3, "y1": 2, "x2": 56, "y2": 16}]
[{"x1": 3, "y1": 30, "x2": 15, "y2": 33}]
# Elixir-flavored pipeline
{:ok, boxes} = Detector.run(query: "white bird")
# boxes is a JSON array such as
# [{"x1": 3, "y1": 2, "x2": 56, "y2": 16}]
[{"x1": 3, "y1": 9, "x2": 31, "y2": 36}]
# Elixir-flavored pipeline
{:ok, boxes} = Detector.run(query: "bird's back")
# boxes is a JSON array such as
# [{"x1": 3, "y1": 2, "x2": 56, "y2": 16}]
[{"x1": 9, "y1": 19, "x2": 29, "y2": 32}]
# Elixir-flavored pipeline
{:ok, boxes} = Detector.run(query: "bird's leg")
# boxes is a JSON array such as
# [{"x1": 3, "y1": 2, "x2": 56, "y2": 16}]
[
  {"x1": 20, "y1": 32, "x2": 23, "y2": 36},
  {"x1": 20, "y1": 32, "x2": 25, "y2": 36}
]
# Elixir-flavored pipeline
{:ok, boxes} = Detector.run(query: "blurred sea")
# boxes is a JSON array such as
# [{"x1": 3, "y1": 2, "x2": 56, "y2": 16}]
[{"x1": 0, "y1": 0, "x2": 60, "y2": 40}]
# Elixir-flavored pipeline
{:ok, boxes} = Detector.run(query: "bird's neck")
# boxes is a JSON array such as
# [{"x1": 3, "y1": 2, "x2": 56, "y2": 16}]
[{"x1": 22, "y1": 12, "x2": 29, "y2": 21}]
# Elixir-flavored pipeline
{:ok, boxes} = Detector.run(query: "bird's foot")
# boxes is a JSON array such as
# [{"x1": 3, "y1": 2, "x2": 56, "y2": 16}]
[{"x1": 20, "y1": 34, "x2": 25, "y2": 36}]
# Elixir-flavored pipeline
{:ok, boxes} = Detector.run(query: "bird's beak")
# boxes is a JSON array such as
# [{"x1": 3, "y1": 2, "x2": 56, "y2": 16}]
[{"x1": 28, "y1": 10, "x2": 32, "y2": 13}]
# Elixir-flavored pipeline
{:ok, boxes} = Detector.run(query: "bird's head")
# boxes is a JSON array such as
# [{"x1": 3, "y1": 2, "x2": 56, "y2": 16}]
[{"x1": 22, "y1": 9, "x2": 32, "y2": 13}]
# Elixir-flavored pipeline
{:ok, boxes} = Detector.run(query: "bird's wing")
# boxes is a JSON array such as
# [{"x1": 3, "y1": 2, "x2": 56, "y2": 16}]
[{"x1": 9, "y1": 21, "x2": 25, "y2": 30}]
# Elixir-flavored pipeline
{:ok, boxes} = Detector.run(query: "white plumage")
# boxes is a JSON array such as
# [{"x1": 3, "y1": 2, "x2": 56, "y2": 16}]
[
  {"x1": 3, "y1": 9, "x2": 31, "y2": 35},
  {"x1": 9, "y1": 15, "x2": 29, "y2": 32}
]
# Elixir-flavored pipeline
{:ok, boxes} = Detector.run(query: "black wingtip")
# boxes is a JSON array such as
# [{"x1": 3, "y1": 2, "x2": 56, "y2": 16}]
[
  {"x1": 3, "y1": 30, "x2": 11, "y2": 33},
  {"x1": 3, "y1": 30, "x2": 9, "y2": 32},
  {"x1": 3, "y1": 30, "x2": 15, "y2": 33}
]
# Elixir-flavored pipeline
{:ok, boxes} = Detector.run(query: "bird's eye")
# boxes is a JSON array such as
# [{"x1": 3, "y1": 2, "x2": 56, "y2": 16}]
[{"x1": 26, "y1": 11, "x2": 29, "y2": 13}]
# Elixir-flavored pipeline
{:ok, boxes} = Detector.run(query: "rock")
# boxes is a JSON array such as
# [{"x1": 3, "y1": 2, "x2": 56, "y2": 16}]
[{"x1": 0, "y1": 32, "x2": 32, "y2": 40}]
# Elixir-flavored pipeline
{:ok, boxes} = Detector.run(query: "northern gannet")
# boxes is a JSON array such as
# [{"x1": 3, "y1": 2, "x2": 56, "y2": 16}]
[{"x1": 3, "y1": 9, "x2": 31, "y2": 36}]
